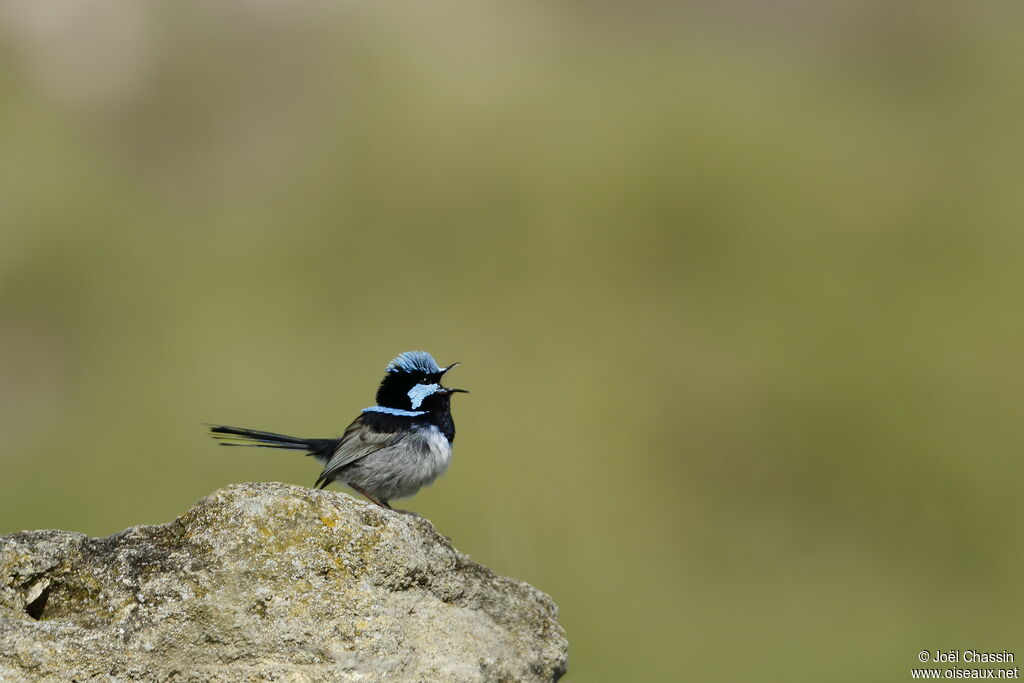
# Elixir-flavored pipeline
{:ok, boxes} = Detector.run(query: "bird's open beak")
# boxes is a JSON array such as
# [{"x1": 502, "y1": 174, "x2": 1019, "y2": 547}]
[{"x1": 440, "y1": 362, "x2": 467, "y2": 393}]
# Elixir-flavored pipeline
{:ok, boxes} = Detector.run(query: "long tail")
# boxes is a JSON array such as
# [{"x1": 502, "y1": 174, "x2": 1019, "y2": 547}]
[{"x1": 208, "y1": 424, "x2": 336, "y2": 457}]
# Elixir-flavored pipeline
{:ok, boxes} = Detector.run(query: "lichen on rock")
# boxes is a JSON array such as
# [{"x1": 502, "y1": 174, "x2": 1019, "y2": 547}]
[{"x1": 0, "y1": 482, "x2": 568, "y2": 681}]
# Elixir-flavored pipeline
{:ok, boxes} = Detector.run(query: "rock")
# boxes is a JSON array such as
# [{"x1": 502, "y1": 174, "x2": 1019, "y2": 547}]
[{"x1": 0, "y1": 482, "x2": 568, "y2": 681}]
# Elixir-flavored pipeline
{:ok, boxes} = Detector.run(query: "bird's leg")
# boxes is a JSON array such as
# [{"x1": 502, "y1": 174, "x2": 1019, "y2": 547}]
[{"x1": 348, "y1": 483, "x2": 392, "y2": 509}]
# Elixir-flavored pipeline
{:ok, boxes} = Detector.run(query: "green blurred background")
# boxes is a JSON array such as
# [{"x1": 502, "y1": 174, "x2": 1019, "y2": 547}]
[{"x1": 1, "y1": 2, "x2": 1022, "y2": 680}]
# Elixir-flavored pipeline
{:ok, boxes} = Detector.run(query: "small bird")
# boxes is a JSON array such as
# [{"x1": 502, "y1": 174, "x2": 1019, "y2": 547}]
[{"x1": 209, "y1": 351, "x2": 467, "y2": 509}]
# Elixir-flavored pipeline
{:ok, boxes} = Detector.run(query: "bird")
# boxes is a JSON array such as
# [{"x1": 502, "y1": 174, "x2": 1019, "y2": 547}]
[{"x1": 208, "y1": 351, "x2": 467, "y2": 510}]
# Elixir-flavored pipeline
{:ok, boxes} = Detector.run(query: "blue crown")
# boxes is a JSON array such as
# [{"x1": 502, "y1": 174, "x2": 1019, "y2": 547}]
[{"x1": 386, "y1": 350, "x2": 442, "y2": 375}]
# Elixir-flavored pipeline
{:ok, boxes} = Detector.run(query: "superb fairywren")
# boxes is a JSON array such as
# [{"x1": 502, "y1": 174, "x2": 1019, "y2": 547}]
[{"x1": 209, "y1": 351, "x2": 467, "y2": 509}]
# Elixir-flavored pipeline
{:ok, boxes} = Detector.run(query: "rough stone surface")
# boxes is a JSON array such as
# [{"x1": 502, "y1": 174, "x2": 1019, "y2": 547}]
[{"x1": 0, "y1": 482, "x2": 567, "y2": 681}]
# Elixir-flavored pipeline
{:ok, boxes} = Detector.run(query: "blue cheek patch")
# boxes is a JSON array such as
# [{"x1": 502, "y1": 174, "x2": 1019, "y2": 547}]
[
  {"x1": 407, "y1": 383, "x2": 441, "y2": 410},
  {"x1": 363, "y1": 406, "x2": 428, "y2": 417}
]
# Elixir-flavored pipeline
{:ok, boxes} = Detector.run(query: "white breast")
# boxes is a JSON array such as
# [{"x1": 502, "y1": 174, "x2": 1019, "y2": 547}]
[
  {"x1": 418, "y1": 424, "x2": 452, "y2": 480},
  {"x1": 347, "y1": 423, "x2": 452, "y2": 502}
]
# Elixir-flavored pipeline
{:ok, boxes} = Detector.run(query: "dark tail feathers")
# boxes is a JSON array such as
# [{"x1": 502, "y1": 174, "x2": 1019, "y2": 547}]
[{"x1": 208, "y1": 424, "x2": 335, "y2": 457}]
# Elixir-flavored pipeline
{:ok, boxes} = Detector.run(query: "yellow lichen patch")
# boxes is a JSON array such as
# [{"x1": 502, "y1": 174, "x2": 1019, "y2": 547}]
[{"x1": 320, "y1": 517, "x2": 336, "y2": 528}]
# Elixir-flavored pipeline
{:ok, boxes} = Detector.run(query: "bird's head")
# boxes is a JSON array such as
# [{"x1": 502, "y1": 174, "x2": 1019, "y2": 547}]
[{"x1": 376, "y1": 351, "x2": 467, "y2": 412}]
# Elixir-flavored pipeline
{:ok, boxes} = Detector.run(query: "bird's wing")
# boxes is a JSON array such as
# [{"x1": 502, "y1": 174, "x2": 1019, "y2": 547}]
[{"x1": 317, "y1": 415, "x2": 407, "y2": 482}]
